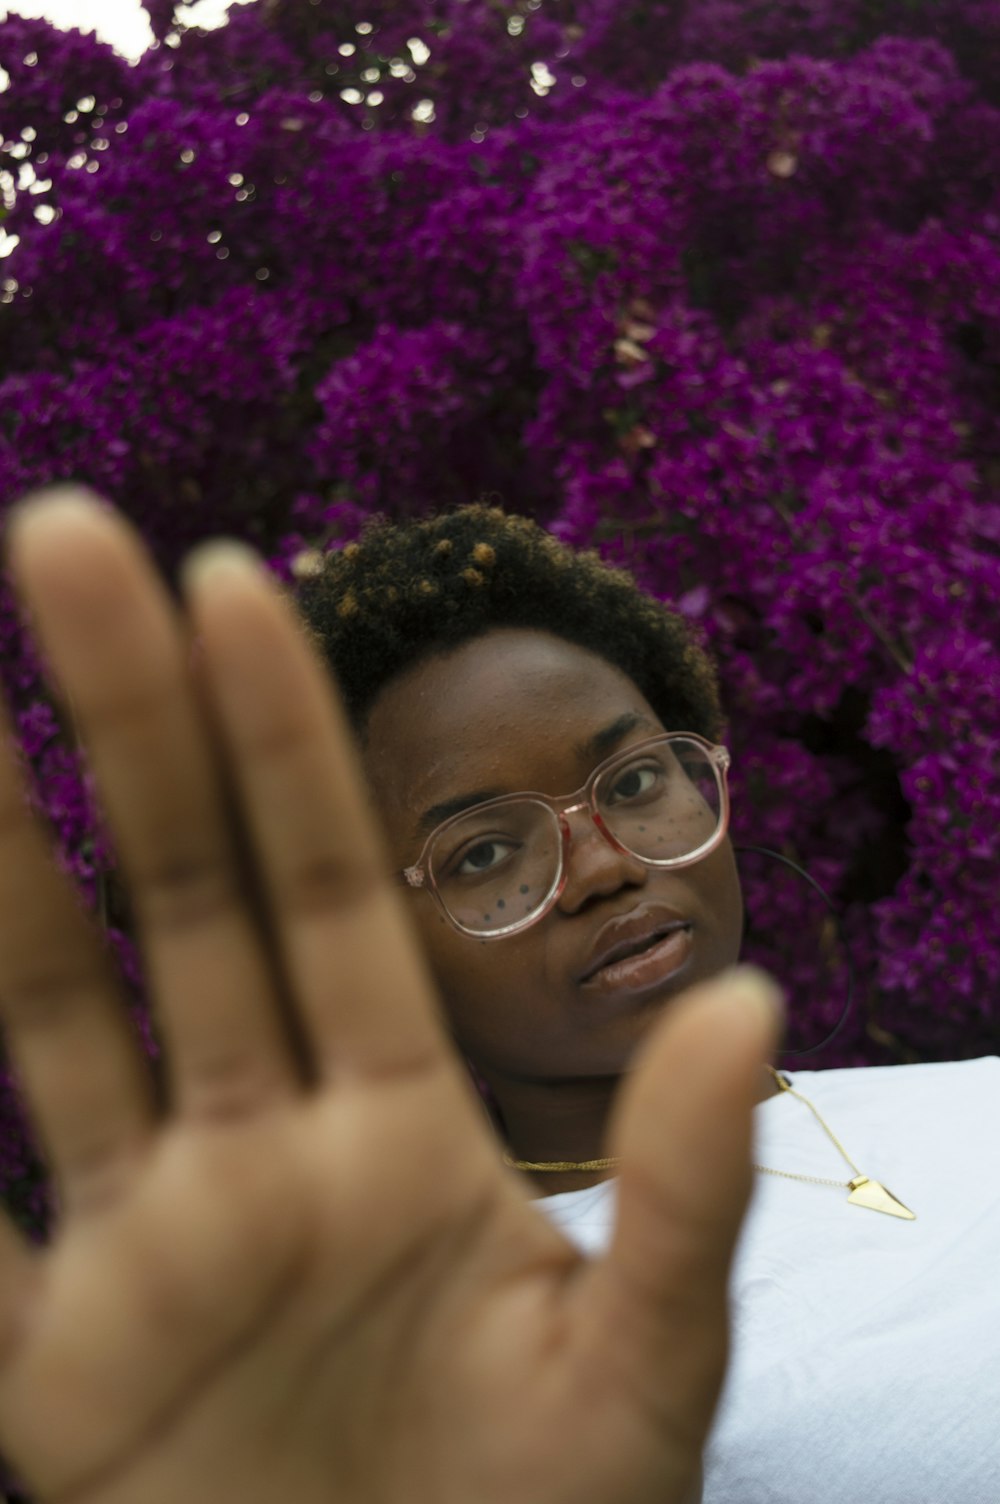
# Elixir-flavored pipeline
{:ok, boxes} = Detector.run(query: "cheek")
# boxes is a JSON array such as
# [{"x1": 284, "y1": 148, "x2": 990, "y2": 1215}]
[
  {"x1": 414, "y1": 912, "x2": 495, "y2": 1018},
  {"x1": 703, "y1": 845, "x2": 744, "y2": 951},
  {"x1": 414, "y1": 912, "x2": 544, "y2": 1046}
]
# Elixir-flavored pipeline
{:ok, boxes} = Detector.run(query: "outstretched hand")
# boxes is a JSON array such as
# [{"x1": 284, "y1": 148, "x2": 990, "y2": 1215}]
[{"x1": 0, "y1": 488, "x2": 781, "y2": 1504}]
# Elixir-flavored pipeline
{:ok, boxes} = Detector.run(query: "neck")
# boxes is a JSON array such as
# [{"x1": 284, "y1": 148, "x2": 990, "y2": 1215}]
[
  {"x1": 486, "y1": 1063, "x2": 783, "y2": 1199},
  {"x1": 488, "y1": 1075, "x2": 618, "y2": 1198}
]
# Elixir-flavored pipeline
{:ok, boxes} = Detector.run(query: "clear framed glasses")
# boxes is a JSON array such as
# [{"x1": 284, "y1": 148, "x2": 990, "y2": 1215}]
[{"x1": 398, "y1": 732, "x2": 731, "y2": 939}]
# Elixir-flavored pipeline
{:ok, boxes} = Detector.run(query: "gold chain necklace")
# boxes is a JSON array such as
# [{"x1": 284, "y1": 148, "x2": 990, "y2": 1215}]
[
  {"x1": 754, "y1": 1067, "x2": 915, "y2": 1219},
  {"x1": 502, "y1": 1066, "x2": 916, "y2": 1220}
]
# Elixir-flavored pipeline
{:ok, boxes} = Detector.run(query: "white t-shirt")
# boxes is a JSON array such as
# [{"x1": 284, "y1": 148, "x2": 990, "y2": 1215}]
[{"x1": 535, "y1": 1057, "x2": 1000, "y2": 1503}]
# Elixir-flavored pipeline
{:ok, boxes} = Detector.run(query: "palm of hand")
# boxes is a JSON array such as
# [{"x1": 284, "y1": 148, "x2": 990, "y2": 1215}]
[
  {"x1": 0, "y1": 491, "x2": 776, "y2": 1504},
  {"x1": 2, "y1": 1084, "x2": 579, "y2": 1504},
  {"x1": 2, "y1": 1070, "x2": 690, "y2": 1504}
]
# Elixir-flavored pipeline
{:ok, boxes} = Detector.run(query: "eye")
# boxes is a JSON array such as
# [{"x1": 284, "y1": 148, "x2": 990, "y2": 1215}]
[
  {"x1": 454, "y1": 837, "x2": 519, "y2": 878},
  {"x1": 607, "y1": 764, "x2": 661, "y2": 802}
]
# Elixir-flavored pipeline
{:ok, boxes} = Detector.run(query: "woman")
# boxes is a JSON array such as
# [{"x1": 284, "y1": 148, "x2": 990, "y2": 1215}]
[
  {"x1": 0, "y1": 488, "x2": 994, "y2": 1504},
  {"x1": 297, "y1": 501, "x2": 1000, "y2": 1499}
]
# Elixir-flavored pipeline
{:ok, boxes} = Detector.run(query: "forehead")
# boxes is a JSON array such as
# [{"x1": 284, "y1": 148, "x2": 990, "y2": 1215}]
[{"x1": 363, "y1": 628, "x2": 663, "y2": 826}]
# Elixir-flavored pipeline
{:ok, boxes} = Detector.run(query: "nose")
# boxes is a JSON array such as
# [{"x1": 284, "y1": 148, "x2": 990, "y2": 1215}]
[{"x1": 555, "y1": 803, "x2": 648, "y2": 914}]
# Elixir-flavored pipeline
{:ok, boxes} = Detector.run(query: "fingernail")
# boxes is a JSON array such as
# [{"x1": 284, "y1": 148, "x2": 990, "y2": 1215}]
[
  {"x1": 181, "y1": 539, "x2": 264, "y2": 593},
  {"x1": 5, "y1": 486, "x2": 109, "y2": 544}
]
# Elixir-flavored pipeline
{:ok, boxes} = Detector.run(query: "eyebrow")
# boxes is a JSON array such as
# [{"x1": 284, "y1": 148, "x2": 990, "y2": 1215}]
[
  {"x1": 413, "y1": 710, "x2": 658, "y2": 839},
  {"x1": 577, "y1": 710, "x2": 656, "y2": 763}
]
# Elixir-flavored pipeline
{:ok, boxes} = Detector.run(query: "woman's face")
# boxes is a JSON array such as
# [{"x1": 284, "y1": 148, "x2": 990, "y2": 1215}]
[{"x1": 363, "y1": 627, "x2": 743, "y2": 1090}]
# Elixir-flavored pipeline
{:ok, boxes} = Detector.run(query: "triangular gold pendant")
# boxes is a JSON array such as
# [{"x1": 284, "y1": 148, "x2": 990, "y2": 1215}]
[{"x1": 847, "y1": 1175, "x2": 916, "y2": 1220}]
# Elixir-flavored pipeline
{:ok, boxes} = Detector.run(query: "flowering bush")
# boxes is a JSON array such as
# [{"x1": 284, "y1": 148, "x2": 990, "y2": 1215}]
[{"x1": 0, "y1": 0, "x2": 997, "y2": 1299}]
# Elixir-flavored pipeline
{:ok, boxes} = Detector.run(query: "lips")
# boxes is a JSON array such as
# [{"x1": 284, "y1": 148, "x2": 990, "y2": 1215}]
[{"x1": 577, "y1": 905, "x2": 692, "y2": 984}]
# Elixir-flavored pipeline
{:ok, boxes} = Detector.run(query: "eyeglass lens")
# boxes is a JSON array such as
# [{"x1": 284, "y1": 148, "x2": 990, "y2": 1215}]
[{"x1": 429, "y1": 738, "x2": 722, "y2": 935}]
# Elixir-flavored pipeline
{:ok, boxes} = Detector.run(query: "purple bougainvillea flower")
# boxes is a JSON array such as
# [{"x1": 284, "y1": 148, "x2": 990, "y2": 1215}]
[{"x1": 0, "y1": 0, "x2": 997, "y2": 1278}]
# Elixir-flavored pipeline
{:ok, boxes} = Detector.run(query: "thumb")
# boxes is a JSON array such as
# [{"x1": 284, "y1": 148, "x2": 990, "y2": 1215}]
[{"x1": 584, "y1": 966, "x2": 783, "y2": 1453}]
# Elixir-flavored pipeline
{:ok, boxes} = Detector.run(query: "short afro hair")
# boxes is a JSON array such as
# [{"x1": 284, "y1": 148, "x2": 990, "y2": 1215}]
[{"x1": 294, "y1": 503, "x2": 725, "y2": 743}]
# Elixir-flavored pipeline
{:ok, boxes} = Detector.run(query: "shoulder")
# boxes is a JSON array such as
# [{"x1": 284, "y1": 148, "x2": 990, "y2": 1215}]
[
  {"x1": 785, "y1": 1056, "x2": 999, "y2": 1096},
  {"x1": 777, "y1": 1056, "x2": 1000, "y2": 1140}
]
